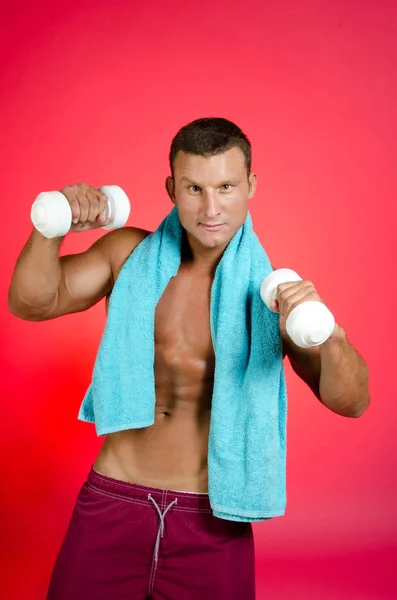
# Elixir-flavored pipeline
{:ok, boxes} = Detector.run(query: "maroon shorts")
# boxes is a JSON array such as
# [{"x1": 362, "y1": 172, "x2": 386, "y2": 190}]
[{"x1": 46, "y1": 465, "x2": 256, "y2": 599}]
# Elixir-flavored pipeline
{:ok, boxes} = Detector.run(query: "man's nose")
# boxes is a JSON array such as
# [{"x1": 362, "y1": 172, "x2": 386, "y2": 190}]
[{"x1": 202, "y1": 190, "x2": 221, "y2": 217}]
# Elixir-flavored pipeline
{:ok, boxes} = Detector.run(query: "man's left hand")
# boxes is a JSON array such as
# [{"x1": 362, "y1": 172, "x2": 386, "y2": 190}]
[{"x1": 271, "y1": 280, "x2": 336, "y2": 339}]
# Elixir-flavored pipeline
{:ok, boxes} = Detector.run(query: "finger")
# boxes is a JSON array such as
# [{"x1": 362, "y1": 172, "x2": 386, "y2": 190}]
[
  {"x1": 76, "y1": 222, "x2": 91, "y2": 230},
  {"x1": 280, "y1": 288, "x2": 319, "y2": 318},
  {"x1": 277, "y1": 280, "x2": 313, "y2": 303},
  {"x1": 95, "y1": 212, "x2": 111, "y2": 226},
  {"x1": 61, "y1": 186, "x2": 80, "y2": 223},
  {"x1": 96, "y1": 190, "x2": 110, "y2": 225},
  {"x1": 74, "y1": 184, "x2": 89, "y2": 223},
  {"x1": 86, "y1": 187, "x2": 100, "y2": 223},
  {"x1": 277, "y1": 280, "x2": 309, "y2": 295},
  {"x1": 98, "y1": 191, "x2": 109, "y2": 216},
  {"x1": 276, "y1": 282, "x2": 300, "y2": 314}
]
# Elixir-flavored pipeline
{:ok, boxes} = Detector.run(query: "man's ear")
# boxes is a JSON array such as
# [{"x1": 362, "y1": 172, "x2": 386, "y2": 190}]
[
  {"x1": 248, "y1": 172, "x2": 257, "y2": 199},
  {"x1": 165, "y1": 176, "x2": 176, "y2": 204}
]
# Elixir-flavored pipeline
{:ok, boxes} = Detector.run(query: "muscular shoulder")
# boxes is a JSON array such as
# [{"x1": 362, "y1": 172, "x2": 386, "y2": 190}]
[{"x1": 100, "y1": 226, "x2": 152, "y2": 286}]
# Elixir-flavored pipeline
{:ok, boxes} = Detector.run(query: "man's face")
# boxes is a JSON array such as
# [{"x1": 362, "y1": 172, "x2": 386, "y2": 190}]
[{"x1": 166, "y1": 147, "x2": 257, "y2": 254}]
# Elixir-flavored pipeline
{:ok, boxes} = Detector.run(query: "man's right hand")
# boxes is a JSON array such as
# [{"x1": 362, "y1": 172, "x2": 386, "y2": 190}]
[{"x1": 60, "y1": 182, "x2": 112, "y2": 233}]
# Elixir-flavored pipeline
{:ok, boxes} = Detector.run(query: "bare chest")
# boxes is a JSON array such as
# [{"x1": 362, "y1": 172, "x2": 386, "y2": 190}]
[{"x1": 154, "y1": 268, "x2": 215, "y2": 391}]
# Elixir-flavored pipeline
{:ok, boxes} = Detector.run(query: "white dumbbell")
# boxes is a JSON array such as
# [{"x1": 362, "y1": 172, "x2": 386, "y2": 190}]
[
  {"x1": 30, "y1": 185, "x2": 131, "y2": 238},
  {"x1": 260, "y1": 268, "x2": 335, "y2": 348}
]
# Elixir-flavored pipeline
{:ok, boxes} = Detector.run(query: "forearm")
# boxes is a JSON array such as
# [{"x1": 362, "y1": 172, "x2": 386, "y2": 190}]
[
  {"x1": 319, "y1": 324, "x2": 370, "y2": 417},
  {"x1": 8, "y1": 228, "x2": 65, "y2": 318}
]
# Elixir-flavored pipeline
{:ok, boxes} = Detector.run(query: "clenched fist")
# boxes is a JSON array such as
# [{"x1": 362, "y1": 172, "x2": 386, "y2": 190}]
[{"x1": 59, "y1": 182, "x2": 112, "y2": 233}]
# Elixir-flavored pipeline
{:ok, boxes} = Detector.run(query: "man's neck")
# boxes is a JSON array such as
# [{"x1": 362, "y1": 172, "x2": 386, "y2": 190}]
[{"x1": 180, "y1": 230, "x2": 225, "y2": 276}]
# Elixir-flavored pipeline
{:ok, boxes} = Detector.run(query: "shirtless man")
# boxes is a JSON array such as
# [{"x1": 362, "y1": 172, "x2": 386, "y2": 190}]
[{"x1": 8, "y1": 118, "x2": 370, "y2": 599}]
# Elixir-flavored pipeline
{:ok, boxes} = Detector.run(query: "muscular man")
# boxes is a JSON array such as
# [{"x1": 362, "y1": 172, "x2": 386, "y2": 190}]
[{"x1": 8, "y1": 118, "x2": 370, "y2": 599}]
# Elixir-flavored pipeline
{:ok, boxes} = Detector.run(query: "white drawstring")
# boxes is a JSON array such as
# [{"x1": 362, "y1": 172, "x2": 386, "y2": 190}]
[{"x1": 148, "y1": 494, "x2": 178, "y2": 564}]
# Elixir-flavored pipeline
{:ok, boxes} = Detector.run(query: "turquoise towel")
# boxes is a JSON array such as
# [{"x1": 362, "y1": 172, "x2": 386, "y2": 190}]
[{"x1": 78, "y1": 206, "x2": 288, "y2": 522}]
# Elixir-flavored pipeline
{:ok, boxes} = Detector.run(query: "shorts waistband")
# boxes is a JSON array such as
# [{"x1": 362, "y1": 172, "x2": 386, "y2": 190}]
[{"x1": 87, "y1": 465, "x2": 213, "y2": 513}]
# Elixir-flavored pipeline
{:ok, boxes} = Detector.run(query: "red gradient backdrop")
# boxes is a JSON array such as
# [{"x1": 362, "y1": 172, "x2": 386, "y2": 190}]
[{"x1": 1, "y1": 1, "x2": 396, "y2": 598}]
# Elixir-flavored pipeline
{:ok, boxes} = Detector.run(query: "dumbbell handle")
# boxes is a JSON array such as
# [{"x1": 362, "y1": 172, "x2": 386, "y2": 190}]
[{"x1": 31, "y1": 185, "x2": 131, "y2": 239}]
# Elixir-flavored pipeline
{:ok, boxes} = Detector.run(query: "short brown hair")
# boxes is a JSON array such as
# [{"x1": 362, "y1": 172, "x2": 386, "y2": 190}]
[{"x1": 169, "y1": 117, "x2": 251, "y2": 178}]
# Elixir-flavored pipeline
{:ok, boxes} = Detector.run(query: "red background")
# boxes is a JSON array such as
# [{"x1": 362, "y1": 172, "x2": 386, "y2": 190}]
[{"x1": 1, "y1": 1, "x2": 396, "y2": 598}]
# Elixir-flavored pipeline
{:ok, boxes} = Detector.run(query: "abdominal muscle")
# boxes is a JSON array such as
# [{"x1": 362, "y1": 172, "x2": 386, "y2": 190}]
[
  {"x1": 93, "y1": 395, "x2": 211, "y2": 493},
  {"x1": 93, "y1": 264, "x2": 215, "y2": 493}
]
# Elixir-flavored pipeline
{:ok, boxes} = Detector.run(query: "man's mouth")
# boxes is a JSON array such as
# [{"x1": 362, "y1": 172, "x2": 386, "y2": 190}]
[{"x1": 201, "y1": 223, "x2": 224, "y2": 231}]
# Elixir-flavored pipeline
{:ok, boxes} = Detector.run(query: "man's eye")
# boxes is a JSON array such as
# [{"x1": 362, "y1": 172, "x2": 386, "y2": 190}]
[
  {"x1": 190, "y1": 185, "x2": 200, "y2": 192},
  {"x1": 221, "y1": 184, "x2": 231, "y2": 190}
]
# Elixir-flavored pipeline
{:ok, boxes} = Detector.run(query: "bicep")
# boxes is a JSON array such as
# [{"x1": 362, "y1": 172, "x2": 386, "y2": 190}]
[
  {"x1": 45, "y1": 226, "x2": 151, "y2": 320},
  {"x1": 46, "y1": 237, "x2": 113, "y2": 319}
]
